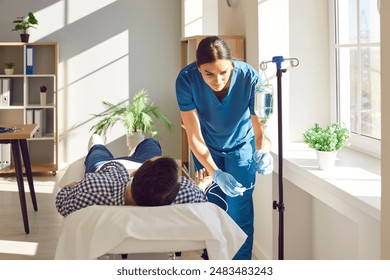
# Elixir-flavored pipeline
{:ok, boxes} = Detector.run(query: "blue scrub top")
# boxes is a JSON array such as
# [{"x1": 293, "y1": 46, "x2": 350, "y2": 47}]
[{"x1": 176, "y1": 60, "x2": 260, "y2": 151}]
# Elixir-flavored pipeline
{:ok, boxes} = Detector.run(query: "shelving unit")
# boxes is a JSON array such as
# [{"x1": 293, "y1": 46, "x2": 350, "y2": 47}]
[
  {"x1": 0, "y1": 42, "x2": 58, "y2": 175},
  {"x1": 179, "y1": 35, "x2": 245, "y2": 178}
]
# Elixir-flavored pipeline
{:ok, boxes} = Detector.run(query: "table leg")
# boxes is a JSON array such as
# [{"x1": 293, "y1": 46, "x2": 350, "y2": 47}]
[
  {"x1": 20, "y1": 139, "x2": 38, "y2": 211},
  {"x1": 11, "y1": 140, "x2": 29, "y2": 234}
]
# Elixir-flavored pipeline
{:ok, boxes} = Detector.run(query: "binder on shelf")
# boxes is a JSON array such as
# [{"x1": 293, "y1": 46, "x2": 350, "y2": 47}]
[
  {"x1": 0, "y1": 78, "x2": 11, "y2": 107},
  {"x1": 34, "y1": 109, "x2": 46, "y2": 137},
  {"x1": 0, "y1": 144, "x2": 11, "y2": 170},
  {"x1": 26, "y1": 109, "x2": 34, "y2": 124},
  {"x1": 26, "y1": 46, "x2": 34, "y2": 75}
]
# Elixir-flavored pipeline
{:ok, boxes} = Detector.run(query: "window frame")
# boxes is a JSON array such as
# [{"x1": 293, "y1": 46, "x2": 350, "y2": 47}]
[{"x1": 329, "y1": 0, "x2": 381, "y2": 159}]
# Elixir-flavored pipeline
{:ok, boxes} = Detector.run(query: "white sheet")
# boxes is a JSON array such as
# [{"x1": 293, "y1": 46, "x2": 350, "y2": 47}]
[{"x1": 54, "y1": 202, "x2": 247, "y2": 260}]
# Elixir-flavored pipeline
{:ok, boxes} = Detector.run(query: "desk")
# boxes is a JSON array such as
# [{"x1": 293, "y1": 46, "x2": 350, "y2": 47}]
[{"x1": 0, "y1": 124, "x2": 39, "y2": 234}]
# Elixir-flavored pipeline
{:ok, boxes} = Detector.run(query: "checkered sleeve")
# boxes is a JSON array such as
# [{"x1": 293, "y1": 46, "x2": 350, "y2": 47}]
[
  {"x1": 172, "y1": 176, "x2": 208, "y2": 204},
  {"x1": 55, "y1": 183, "x2": 111, "y2": 217},
  {"x1": 55, "y1": 162, "x2": 129, "y2": 216}
]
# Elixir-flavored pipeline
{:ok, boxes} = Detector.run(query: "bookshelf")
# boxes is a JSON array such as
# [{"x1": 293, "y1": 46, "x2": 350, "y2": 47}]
[
  {"x1": 179, "y1": 35, "x2": 245, "y2": 178},
  {"x1": 0, "y1": 42, "x2": 58, "y2": 175}
]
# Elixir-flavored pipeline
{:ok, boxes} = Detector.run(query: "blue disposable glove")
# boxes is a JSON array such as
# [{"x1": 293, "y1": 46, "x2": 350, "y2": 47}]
[
  {"x1": 212, "y1": 169, "x2": 246, "y2": 197},
  {"x1": 253, "y1": 149, "x2": 274, "y2": 175}
]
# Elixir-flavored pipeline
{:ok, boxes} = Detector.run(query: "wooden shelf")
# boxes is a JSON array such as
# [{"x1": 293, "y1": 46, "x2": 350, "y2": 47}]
[
  {"x1": 0, "y1": 42, "x2": 59, "y2": 174},
  {"x1": 0, "y1": 163, "x2": 57, "y2": 176}
]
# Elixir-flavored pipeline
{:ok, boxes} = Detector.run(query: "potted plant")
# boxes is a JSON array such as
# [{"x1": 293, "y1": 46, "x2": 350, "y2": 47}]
[
  {"x1": 4, "y1": 62, "x2": 15, "y2": 75},
  {"x1": 12, "y1": 12, "x2": 38, "y2": 42},
  {"x1": 303, "y1": 123, "x2": 350, "y2": 170},
  {"x1": 90, "y1": 89, "x2": 173, "y2": 150}
]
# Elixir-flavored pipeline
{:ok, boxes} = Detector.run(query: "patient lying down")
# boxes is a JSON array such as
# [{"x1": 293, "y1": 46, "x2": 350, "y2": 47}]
[{"x1": 55, "y1": 136, "x2": 209, "y2": 217}]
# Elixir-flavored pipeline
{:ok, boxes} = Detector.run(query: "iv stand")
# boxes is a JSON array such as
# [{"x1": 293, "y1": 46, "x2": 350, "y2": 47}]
[{"x1": 259, "y1": 56, "x2": 299, "y2": 260}]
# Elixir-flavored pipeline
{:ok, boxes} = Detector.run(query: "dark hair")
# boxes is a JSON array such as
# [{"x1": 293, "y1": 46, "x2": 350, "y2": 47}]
[
  {"x1": 196, "y1": 36, "x2": 232, "y2": 66},
  {"x1": 131, "y1": 157, "x2": 180, "y2": 206}
]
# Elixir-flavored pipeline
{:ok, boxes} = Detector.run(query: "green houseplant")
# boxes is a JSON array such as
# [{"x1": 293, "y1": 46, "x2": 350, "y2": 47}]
[
  {"x1": 303, "y1": 123, "x2": 350, "y2": 170},
  {"x1": 12, "y1": 12, "x2": 38, "y2": 42},
  {"x1": 90, "y1": 89, "x2": 173, "y2": 149},
  {"x1": 4, "y1": 62, "x2": 15, "y2": 75}
]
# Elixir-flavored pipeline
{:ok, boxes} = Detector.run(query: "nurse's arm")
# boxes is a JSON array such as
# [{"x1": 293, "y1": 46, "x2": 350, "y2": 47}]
[
  {"x1": 180, "y1": 110, "x2": 219, "y2": 176},
  {"x1": 251, "y1": 115, "x2": 271, "y2": 151}
]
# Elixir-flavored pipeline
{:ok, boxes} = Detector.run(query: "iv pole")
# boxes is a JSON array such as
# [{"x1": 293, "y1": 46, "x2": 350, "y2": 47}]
[{"x1": 259, "y1": 56, "x2": 299, "y2": 260}]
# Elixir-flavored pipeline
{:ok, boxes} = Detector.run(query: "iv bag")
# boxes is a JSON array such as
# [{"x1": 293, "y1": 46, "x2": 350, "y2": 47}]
[{"x1": 254, "y1": 83, "x2": 274, "y2": 122}]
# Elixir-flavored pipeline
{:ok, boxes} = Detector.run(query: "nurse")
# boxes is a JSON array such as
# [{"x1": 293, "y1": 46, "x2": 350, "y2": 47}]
[{"x1": 175, "y1": 36, "x2": 273, "y2": 260}]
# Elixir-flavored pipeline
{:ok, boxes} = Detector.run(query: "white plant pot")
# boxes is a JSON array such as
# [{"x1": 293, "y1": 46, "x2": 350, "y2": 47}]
[
  {"x1": 316, "y1": 150, "x2": 337, "y2": 171},
  {"x1": 127, "y1": 131, "x2": 145, "y2": 152},
  {"x1": 40, "y1": 92, "x2": 47, "y2": 105},
  {"x1": 4, "y1": 68, "x2": 14, "y2": 75}
]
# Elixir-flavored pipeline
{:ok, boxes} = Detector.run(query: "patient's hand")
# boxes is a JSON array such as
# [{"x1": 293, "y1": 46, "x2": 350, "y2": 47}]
[
  {"x1": 63, "y1": 181, "x2": 79, "y2": 188},
  {"x1": 195, "y1": 168, "x2": 212, "y2": 192}
]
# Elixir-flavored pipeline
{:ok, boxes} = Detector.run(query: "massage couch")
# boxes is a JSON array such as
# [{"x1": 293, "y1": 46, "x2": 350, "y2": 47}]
[{"x1": 54, "y1": 150, "x2": 246, "y2": 260}]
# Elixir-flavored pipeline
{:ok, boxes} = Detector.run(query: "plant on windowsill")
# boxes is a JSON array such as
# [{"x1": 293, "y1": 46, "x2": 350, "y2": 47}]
[
  {"x1": 4, "y1": 62, "x2": 15, "y2": 75},
  {"x1": 90, "y1": 89, "x2": 173, "y2": 150},
  {"x1": 12, "y1": 12, "x2": 38, "y2": 42},
  {"x1": 303, "y1": 123, "x2": 350, "y2": 170}
]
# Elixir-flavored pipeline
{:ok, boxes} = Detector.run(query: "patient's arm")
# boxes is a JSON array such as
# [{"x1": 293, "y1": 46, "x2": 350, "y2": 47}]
[
  {"x1": 63, "y1": 181, "x2": 79, "y2": 188},
  {"x1": 195, "y1": 168, "x2": 212, "y2": 192}
]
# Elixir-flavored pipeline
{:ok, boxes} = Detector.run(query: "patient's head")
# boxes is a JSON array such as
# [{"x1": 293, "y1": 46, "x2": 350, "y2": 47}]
[{"x1": 130, "y1": 156, "x2": 180, "y2": 206}]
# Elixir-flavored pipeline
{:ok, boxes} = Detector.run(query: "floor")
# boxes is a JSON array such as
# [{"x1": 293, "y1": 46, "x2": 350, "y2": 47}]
[
  {"x1": 0, "y1": 174, "x2": 63, "y2": 260},
  {"x1": 0, "y1": 171, "x2": 203, "y2": 260}
]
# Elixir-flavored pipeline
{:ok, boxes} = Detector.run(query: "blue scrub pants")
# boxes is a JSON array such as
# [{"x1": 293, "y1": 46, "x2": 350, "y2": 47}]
[
  {"x1": 193, "y1": 138, "x2": 256, "y2": 260},
  {"x1": 84, "y1": 138, "x2": 162, "y2": 173}
]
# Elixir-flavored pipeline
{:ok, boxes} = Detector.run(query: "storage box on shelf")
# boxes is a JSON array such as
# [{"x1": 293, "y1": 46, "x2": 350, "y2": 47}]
[
  {"x1": 179, "y1": 36, "x2": 245, "y2": 179},
  {"x1": 0, "y1": 42, "x2": 58, "y2": 175}
]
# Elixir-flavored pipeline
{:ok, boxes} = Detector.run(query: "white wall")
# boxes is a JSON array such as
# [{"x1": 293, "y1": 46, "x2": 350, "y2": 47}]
[
  {"x1": 0, "y1": 0, "x2": 182, "y2": 164},
  {"x1": 289, "y1": 0, "x2": 330, "y2": 139},
  {"x1": 381, "y1": 0, "x2": 390, "y2": 259}
]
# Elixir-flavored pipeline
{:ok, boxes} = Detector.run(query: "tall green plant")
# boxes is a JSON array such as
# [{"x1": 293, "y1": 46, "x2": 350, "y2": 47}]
[{"x1": 90, "y1": 89, "x2": 173, "y2": 137}]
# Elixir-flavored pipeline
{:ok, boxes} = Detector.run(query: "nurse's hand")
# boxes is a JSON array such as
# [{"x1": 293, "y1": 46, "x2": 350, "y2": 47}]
[
  {"x1": 212, "y1": 169, "x2": 246, "y2": 197},
  {"x1": 253, "y1": 149, "x2": 274, "y2": 175}
]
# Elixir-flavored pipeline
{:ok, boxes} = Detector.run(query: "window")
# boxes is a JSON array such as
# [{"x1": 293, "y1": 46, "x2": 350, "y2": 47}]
[{"x1": 333, "y1": 0, "x2": 381, "y2": 157}]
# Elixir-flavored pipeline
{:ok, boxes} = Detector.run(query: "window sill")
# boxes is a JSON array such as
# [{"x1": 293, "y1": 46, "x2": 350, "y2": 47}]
[{"x1": 271, "y1": 143, "x2": 381, "y2": 221}]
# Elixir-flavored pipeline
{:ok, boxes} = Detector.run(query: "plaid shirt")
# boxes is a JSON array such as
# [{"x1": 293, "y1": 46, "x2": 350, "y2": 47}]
[
  {"x1": 56, "y1": 161, "x2": 207, "y2": 217},
  {"x1": 56, "y1": 161, "x2": 130, "y2": 217},
  {"x1": 173, "y1": 176, "x2": 208, "y2": 204}
]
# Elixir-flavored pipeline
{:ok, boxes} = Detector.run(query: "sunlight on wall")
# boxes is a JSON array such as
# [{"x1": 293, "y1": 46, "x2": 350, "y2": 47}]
[
  {"x1": 184, "y1": 0, "x2": 203, "y2": 36},
  {"x1": 0, "y1": 240, "x2": 38, "y2": 256},
  {"x1": 258, "y1": 0, "x2": 289, "y2": 62},
  {"x1": 30, "y1": 1, "x2": 66, "y2": 41},
  {"x1": 67, "y1": 31, "x2": 129, "y2": 85},
  {"x1": 67, "y1": 0, "x2": 118, "y2": 24},
  {"x1": 64, "y1": 31, "x2": 130, "y2": 138},
  {"x1": 257, "y1": 0, "x2": 290, "y2": 146}
]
